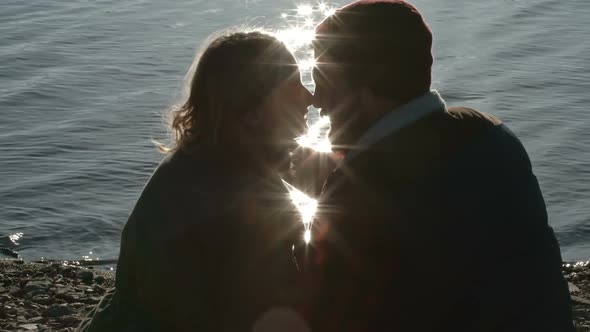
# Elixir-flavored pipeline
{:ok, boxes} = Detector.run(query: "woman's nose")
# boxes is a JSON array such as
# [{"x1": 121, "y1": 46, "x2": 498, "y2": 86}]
[{"x1": 312, "y1": 85, "x2": 325, "y2": 110}]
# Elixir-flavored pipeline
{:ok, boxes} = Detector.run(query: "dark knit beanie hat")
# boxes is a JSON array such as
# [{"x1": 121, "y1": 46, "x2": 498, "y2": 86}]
[{"x1": 314, "y1": 0, "x2": 433, "y2": 102}]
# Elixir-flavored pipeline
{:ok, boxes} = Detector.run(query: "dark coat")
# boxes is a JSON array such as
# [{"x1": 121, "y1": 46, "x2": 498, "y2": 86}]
[
  {"x1": 306, "y1": 107, "x2": 574, "y2": 331},
  {"x1": 78, "y1": 147, "x2": 303, "y2": 332}
]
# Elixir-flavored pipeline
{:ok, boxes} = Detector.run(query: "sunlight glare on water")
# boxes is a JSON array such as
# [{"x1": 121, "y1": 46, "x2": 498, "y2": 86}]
[
  {"x1": 275, "y1": 2, "x2": 340, "y2": 244},
  {"x1": 275, "y1": 27, "x2": 316, "y2": 51},
  {"x1": 297, "y1": 57, "x2": 317, "y2": 71},
  {"x1": 297, "y1": 4, "x2": 314, "y2": 16},
  {"x1": 296, "y1": 116, "x2": 332, "y2": 152},
  {"x1": 324, "y1": 8, "x2": 336, "y2": 16},
  {"x1": 9, "y1": 232, "x2": 24, "y2": 246},
  {"x1": 275, "y1": 2, "x2": 338, "y2": 153}
]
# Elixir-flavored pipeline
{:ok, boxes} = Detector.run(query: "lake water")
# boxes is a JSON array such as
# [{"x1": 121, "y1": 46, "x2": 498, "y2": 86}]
[{"x1": 1, "y1": 0, "x2": 589, "y2": 265}]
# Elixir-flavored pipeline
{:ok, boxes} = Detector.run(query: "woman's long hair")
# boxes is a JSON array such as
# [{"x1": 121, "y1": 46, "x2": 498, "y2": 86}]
[{"x1": 157, "y1": 29, "x2": 298, "y2": 153}]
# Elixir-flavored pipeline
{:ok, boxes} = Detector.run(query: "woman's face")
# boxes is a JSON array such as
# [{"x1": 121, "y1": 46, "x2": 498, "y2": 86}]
[{"x1": 254, "y1": 68, "x2": 313, "y2": 168}]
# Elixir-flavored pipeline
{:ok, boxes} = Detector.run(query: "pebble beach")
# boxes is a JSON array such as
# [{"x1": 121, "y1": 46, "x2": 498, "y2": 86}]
[
  {"x1": 0, "y1": 260, "x2": 114, "y2": 331},
  {"x1": 1, "y1": 259, "x2": 590, "y2": 331}
]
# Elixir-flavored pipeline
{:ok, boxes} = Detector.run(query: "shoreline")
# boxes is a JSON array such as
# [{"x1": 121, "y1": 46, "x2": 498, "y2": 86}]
[
  {"x1": 1, "y1": 260, "x2": 115, "y2": 331},
  {"x1": 1, "y1": 259, "x2": 589, "y2": 331}
]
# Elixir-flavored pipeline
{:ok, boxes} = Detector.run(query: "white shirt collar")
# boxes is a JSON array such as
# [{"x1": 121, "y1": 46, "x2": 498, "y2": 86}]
[{"x1": 341, "y1": 90, "x2": 446, "y2": 165}]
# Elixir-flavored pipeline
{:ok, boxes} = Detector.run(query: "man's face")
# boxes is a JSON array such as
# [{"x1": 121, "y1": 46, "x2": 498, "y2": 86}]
[{"x1": 312, "y1": 53, "x2": 369, "y2": 152}]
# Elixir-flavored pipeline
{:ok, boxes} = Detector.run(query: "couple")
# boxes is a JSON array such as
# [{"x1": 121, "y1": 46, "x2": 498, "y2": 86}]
[{"x1": 79, "y1": 1, "x2": 574, "y2": 331}]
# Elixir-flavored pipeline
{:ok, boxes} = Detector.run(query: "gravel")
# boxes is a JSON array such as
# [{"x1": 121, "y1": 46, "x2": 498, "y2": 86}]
[
  {"x1": 1, "y1": 259, "x2": 589, "y2": 331},
  {"x1": 564, "y1": 261, "x2": 590, "y2": 331},
  {"x1": 0, "y1": 260, "x2": 114, "y2": 331}
]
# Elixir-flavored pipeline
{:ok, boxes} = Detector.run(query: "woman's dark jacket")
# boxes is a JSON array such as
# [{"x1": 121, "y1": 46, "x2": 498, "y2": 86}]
[{"x1": 78, "y1": 147, "x2": 302, "y2": 331}]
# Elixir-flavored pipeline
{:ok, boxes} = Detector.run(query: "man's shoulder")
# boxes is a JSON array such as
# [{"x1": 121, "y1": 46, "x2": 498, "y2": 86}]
[
  {"x1": 330, "y1": 107, "x2": 508, "y2": 186},
  {"x1": 374, "y1": 106, "x2": 505, "y2": 151},
  {"x1": 367, "y1": 106, "x2": 501, "y2": 156},
  {"x1": 444, "y1": 106, "x2": 502, "y2": 126}
]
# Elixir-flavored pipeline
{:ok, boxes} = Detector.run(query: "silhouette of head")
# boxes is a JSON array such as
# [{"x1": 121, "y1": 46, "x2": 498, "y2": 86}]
[
  {"x1": 313, "y1": 0, "x2": 433, "y2": 151},
  {"x1": 166, "y1": 30, "x2": 312, "y2": 170}
]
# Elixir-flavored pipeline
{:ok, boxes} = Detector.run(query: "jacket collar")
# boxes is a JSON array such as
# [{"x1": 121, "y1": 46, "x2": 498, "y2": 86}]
[{"x1": 341, "y1": 90, "x2": 447, "y2": 165}]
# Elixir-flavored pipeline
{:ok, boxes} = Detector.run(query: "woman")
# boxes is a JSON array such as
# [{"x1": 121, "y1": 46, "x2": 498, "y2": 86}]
[{"x1": 78, "y1": 30, "x2": 313, "y2": 331}]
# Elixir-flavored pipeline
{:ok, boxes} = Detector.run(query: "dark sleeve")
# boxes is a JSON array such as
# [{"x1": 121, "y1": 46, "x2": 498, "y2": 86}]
[
  {"x1": 76, "y1": 181, "x2": 167, "y2": 332},
  {"x1": 305, "y1": 167, "x2": 405, "y2": 332},
  {"x1": 128, "y1": 179, "x2": 237, "y2": 331},
  {"x1": 396, "y1": 124, "x2": 574, "y2": 331}
]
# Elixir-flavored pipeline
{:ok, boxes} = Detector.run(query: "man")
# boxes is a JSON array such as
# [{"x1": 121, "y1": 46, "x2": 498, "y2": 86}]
[{"x1": 305, "y1": 1, "x2": 574, "y2": 331}]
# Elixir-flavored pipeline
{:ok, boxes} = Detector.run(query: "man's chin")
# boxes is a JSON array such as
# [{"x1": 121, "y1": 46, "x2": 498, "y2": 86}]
[
  {"x1": 328, "y1": 122, "x2": 367, "y2": 154},
  {"x1": 327, "y1": 133, "x2": 348, "y2": 153}
]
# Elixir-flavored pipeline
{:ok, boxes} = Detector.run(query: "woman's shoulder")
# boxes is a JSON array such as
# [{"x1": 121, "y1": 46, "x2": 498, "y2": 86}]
[
  {"x1": 152, "y1": 147, "x2": 229, "y2": 180},
  {"x1": 133, "y1": 148, "x2": 229, "y2": 206},
  {"x1": 128, "y1": 147, "x2": 250, "y2": 227}
]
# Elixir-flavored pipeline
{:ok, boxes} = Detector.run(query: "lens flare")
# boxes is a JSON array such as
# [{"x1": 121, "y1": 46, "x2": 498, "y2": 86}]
[
  {"x1": 297, "y1": 4, "x2": 314, "y2": 16},
  {"x1": 282, "y1": 180, "x2": 318, "y2": 225},
  {"x1": 275, "y1": 2, "x2": 334, "y2": 152},
  {"x1": 324, "y1": 8, "x2": 336, "y2": 16},
  {"x1": 298, "y1": 57, "x2": 317, "y2": 71},
  {"x1": 304, "y1": 229, "x2": 311, "y2": 244},
  {"x1": 296, "y1": 116, "x2": 332, "y2": 152},
  {"x1": 275, "y1": 27, "x2": 315, "y2": 49},
  {"x1": 282, "y1": 180, "x2": 318, "y2": 244}
]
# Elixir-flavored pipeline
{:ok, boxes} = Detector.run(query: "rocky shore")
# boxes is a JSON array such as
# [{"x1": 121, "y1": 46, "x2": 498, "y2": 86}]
[
  {"x1": 1, "y1": 259, "x2": 590, "y2": 331},
  {"x1": 565, "y1": 261, "x2": 590, "y2": 331},
  {"x1": 0, "y1": 260, "x2": 114, "y2": 331}
]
